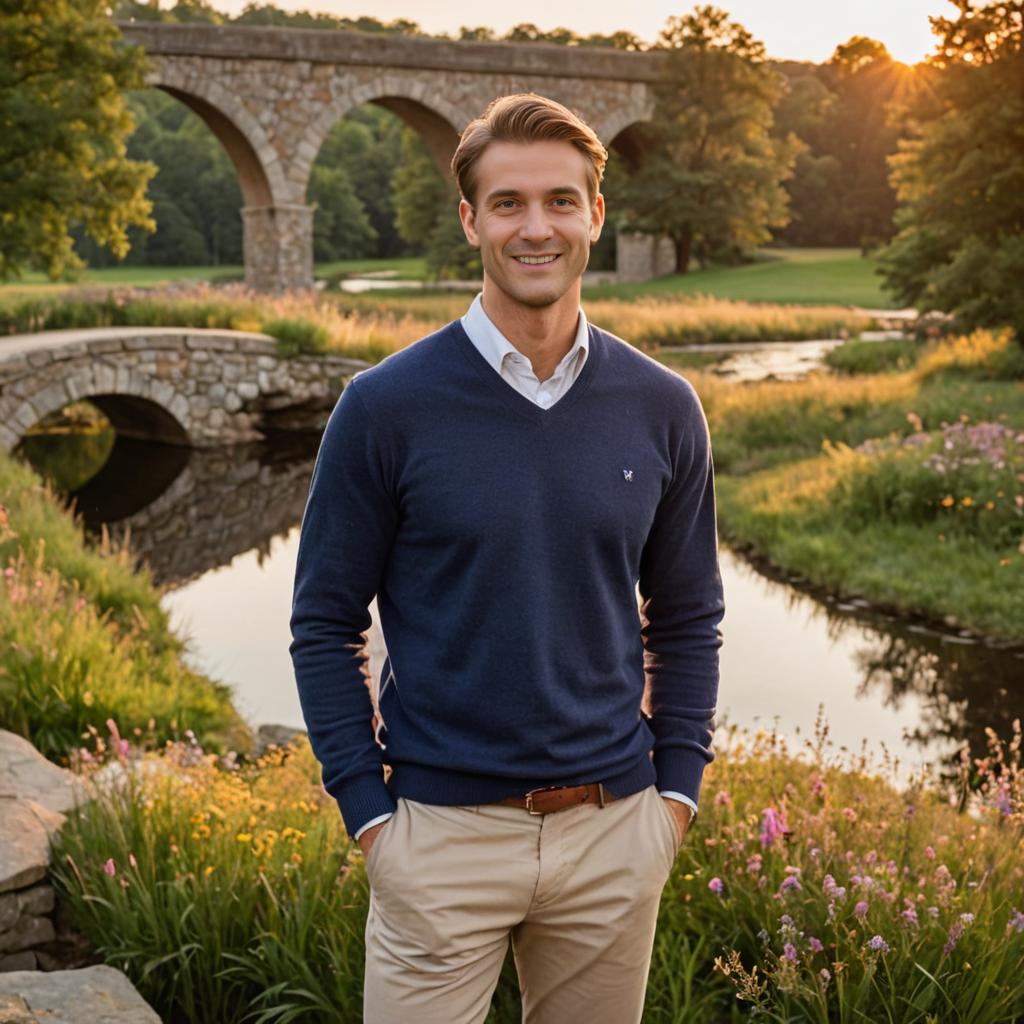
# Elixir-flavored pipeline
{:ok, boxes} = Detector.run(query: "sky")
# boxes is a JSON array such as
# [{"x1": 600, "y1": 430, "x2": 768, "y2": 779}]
[{"x1": 209, "y1": 0, "x2": 959, "y2": 65}]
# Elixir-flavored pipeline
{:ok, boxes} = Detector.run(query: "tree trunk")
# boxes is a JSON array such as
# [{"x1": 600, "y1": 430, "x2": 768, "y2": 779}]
[{"x1": 674, "y1": 230, "x2": 693, "y2": 274}]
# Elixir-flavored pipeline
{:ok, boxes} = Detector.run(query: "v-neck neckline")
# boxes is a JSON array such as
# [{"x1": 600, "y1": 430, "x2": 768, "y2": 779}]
[{"x1": 450, "y1": 317, "x2": 603, "y2": 426}]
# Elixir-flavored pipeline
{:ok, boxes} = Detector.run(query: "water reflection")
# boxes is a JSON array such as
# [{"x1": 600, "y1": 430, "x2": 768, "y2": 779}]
[{"x1": 22, "y1": 430, "x2": 1024, "y2": 782}]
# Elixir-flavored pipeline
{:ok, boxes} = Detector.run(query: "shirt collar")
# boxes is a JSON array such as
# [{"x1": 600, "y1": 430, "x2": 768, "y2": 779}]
[{"x1": 461, "y1": 292, "x2": 589, "y2": 378}]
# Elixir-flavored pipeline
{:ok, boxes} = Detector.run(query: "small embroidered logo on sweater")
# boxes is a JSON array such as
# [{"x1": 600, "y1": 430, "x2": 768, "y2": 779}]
[{"x1": 622, "y1": 468, "x2": 634, "y2": 482}]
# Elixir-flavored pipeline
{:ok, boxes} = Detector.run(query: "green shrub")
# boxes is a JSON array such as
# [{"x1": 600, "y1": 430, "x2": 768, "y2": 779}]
[
  {"x1": 825, "y1": 338, "x2": 919, "y2": 375},
  {"x1": 263, "y1": 317, "x2": 330, "y2": 356}
]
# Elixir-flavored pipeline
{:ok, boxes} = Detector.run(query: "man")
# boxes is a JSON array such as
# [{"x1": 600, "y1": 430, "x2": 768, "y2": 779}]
[{"x1": 289, "y1": 92, "x2": 724, "y2": 1024}]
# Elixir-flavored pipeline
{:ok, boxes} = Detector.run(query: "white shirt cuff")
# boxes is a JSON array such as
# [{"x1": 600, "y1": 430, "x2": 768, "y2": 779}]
[
  {"x1": 659, "y1": 791, "x2": 698, "y2": 821},
  {"x1": 353, "y1": 811, "x2": 393, "y2": 841}
]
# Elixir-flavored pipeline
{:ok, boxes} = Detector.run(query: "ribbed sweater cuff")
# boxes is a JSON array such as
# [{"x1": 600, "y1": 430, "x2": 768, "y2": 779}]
[
  {"x1": 652, "y1": 746, "x2": 710, "y2": 812},
  {"x1": 334, "y1": 771, "x2": 397, "y2": 840}
]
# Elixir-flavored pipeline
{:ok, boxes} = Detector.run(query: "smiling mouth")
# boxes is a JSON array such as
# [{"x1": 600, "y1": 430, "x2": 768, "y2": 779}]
[{"x1": 512, "y1": 254, "x2": 560, "y2": 265}]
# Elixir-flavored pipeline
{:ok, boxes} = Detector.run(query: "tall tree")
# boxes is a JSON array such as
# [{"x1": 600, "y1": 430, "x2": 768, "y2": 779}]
[
  {"x1": 0, "y1": 0, "x2": 156, "y2": 279},
  {"x1": 878, "y1": 0, "x2": 1024, "y2": 338},
  {"x1": 616, "y1": 6, "x2": 799, "y2": 272}
]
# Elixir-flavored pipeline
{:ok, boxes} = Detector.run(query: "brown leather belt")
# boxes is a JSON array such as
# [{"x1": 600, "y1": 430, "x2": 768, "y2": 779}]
[{"x1": 494, "y1": 783, "x2": 617, "y2": 815}]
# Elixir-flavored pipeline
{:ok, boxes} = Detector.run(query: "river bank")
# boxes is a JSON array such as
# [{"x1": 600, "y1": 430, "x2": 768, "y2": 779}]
[{"x1": 702, "y1": 328, "x2": 1024, "y2": 644}]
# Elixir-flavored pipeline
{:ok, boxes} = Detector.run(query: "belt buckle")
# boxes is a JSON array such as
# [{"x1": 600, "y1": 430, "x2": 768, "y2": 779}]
[{"x1": 524, "y1": 784, "x2": 563, "y2": 815}]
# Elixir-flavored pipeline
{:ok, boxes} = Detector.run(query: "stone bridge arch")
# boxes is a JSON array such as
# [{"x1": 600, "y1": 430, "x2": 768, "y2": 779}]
[
  {"x1": 117, "y1": 22, "x2": 666, "y2": 292},
  {"x1": 304, "y1": 80, "x2": 466, "y2": 182},
  {"x1": 0, "y1": 329, "x2": 368, "y2": 455}
]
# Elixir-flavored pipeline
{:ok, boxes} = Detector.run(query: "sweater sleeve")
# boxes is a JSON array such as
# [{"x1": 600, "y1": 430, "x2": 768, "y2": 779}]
[
  {"x1": 638, "y1": 382, "x2": 724, "y2": 812},
  {"x1": 289, "y1": 378, "x2": 399, "y2": 839}
]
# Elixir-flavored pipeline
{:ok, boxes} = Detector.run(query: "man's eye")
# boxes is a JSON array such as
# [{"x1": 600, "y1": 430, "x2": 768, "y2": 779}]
[
  {"x1": 552, "y1": 198, "x2": 574, "y2": 207},
  {"x1": 496, "y1": 200, "x2": 518, "y2": 209}
]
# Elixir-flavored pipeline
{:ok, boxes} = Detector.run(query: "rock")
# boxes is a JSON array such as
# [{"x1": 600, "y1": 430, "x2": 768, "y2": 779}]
[
  {"x1": 0, "y1": 915, "x2": 55, "y2": 955},
  {"x1": 0, "y1": 733, "x2": 91, "y2": 816},
  {"x1": 253, "y1": 723, "x2": 307, "y2": 759},
  {"x1": 0, "y1": 801, "x2": 66, "y2": 894},
  {"x1": 0, "y1": 992, "x2": 38, "y2": 1020},
  {"x1": 0, "y1": 966, "x2": 161, "y2": 1022}
]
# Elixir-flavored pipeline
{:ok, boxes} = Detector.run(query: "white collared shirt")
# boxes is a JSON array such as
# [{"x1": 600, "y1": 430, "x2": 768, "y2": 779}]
[
  {"x1": 352, "y1": 295, "x2": 697, "y2": 840},
  {"x1": 460, "y1": 292, "x2": 588, "y2": 408}
]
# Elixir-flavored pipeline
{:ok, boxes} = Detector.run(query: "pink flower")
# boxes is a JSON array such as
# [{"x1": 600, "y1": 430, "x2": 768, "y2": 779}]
[
  {"x1": 854, "y1": 900, "x2": 869, "y2": 919},
  {"x1": 714, "y1": 790, "x2": 732, "y2": 808},
  {"x1": 783, "y1": 942, "x2": 798, "y2": 962},
  {"x1": 129, "y1": 853, "x2": 138, "y2": 870},
  {"x1": 103, "y1": 858, "x2": 116, "y2": 877},
  {"x1": 808, "y1": 936, "x2": 824, "y2": 952},
  {"x1": 106, "y1": 718, "x2": 130, "y2": 760},
  {"x1": 759, "y1": 807, "x2": 787, "y2": 848},
  {"x1": 708, "y1": 877, "x2": 724, "y2": 894}
]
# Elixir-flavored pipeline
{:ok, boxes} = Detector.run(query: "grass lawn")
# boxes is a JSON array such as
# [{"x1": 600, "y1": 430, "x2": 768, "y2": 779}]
[
  {"x1": 0, "y1": 258, "x2": 429, "y2": 298},
  {"x1": 2, "y1": 249, "x2": 897, "y2": 309},
  {"x1": 584, "y1": 247, "x2": 900, "y2": 308}
]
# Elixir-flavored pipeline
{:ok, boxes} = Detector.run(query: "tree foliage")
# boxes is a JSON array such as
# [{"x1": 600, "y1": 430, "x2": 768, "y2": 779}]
[
  {"x1": 878, "y1": 1, "x2": 1024, "y2": 338},
  {"x1": 391, "y1": 129, "x2": 480, "y2": 280},
  {"x1": 614, "y1": 6, "x2": 799, "y2": 272},
  {"x1": 0, "y1": 0, "x2": 157, "y2": 280}
]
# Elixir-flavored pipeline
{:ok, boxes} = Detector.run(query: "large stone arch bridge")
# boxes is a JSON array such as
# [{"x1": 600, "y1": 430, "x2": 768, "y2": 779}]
[{"x1": 116, "y1": 22, "x2": 671, "y2": 292}]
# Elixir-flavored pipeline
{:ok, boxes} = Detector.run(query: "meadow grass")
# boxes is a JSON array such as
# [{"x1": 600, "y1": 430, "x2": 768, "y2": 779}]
[
  {"x1": 0, "y1": 451, "x2": 252, "y2": 762},
  {"x1": 50, "y1": 711, "x2": 1024, "y2": 1023},
  {"x1": 0, "y1": 284, "x2": 872, "y2": 357}
]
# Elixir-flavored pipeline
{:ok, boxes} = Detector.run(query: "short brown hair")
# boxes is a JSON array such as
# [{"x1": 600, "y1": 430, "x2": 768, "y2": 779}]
[{"x1": 451, "y1": 93, "x2": 608, "y2": 208}]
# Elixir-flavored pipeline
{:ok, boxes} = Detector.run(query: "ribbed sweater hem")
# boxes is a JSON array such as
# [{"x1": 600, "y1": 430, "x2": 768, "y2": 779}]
[{"x1": 385, "y1": 751, "x2": 657, "y2": 806}]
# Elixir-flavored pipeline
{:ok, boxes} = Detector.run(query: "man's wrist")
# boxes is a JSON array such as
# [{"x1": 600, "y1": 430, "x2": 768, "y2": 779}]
[
  {"x1": 353, "y1": 811, "x2": 393, "y2": 842},
  {"x1": 659, "y1": 790, "x2": 698, "y2": 825}
]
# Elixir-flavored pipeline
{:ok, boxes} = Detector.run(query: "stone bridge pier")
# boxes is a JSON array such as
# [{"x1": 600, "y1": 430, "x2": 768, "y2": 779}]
[{"x1": 116, "y1": 23, "x2": 663, "y2": 293}]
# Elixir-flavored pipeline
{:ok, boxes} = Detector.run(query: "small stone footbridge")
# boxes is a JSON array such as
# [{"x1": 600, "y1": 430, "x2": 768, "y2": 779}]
[{"x1": 0, "y1": 328, "x2": 370, "y2": 452}]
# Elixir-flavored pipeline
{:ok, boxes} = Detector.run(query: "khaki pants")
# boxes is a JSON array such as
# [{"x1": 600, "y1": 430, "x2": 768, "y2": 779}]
[{"x1": 362, "y1": 783, "x2": 683, "y2": 1023}]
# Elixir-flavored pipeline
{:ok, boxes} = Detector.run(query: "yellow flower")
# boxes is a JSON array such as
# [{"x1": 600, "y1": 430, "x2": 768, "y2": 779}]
[
  {"x1": 204, "y1": 865, "x2": 215, "y2": 876},
  {"x1": 961, "y1": 496, "x2": 974, "y2": 507},
  {"x1": 941, "y1": 495, "x2": 955, "y2": 508},
  {"x1": 985, "y1": 501, "x2": 995, "y2": 510},
  {"x1": 82, "y1": 691, "x2": 94, "y2": 706},
  {"x1": 236, "y1": 833, "x2": 252, "y2": 843}
]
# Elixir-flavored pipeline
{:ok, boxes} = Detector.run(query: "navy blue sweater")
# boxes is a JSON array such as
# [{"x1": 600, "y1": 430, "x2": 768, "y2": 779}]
[{"x1": 289, "y1": 319, "x2": 724, "y2": 839}]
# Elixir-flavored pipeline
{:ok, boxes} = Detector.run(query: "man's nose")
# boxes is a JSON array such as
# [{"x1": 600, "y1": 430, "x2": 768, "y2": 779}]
[{"x1": 519, "y1": 202, "x2": 554, "y2": 241}]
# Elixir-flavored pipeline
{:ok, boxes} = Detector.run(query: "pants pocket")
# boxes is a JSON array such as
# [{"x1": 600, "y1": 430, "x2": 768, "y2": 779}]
[{"x1": 653, "y1": 789, "x2": 684, "y2": 857}]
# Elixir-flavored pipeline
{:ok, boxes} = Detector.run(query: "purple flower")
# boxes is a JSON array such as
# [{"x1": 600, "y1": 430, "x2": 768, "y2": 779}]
[
  {"x1": 900, "y1": 899, "x2": 919, "y2": 928},
  {"x1": 868, "y1": 935, "x2": 890, "y2": 953},
  {"x1": 854, "y1": 900, "x2": 869, "y2": 919},
  {"x1": 760, "y1": 807, "x2": 787, "y2": 848},
  {"x1": 778, "y1": 875, "x2": 802, "y2": 894},
  {"x1": 943, "y1": 922, "x2": 966, "y2": 956},
  {"x1": 783, "y1": 942, "x2": 798, "y2": 962},
  {"x1": 708, "y1": 877, "x2": 724, "y2": 894},
  {"x1": 808, "y1": 936, "x2": 824, "y2": 953},
  {"x1": 1007, "y1": 910, "x2": 1024, "y2": 934}
]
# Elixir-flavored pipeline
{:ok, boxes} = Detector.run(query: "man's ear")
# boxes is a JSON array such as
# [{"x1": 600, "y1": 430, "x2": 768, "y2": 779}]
[
  {"x1": 459, "y1": 198, "x2": 480, "y2": 248},
  {"x1": 589, "y1": 192, "x2": 606, "y2": 245}
]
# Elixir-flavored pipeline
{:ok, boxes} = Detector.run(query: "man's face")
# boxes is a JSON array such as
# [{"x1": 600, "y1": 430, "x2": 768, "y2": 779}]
[{"x1": 459, "y1": 140, "x2": 605, "y2": 311}]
